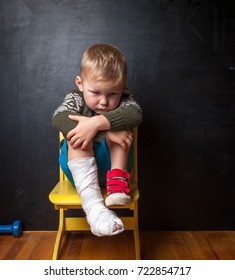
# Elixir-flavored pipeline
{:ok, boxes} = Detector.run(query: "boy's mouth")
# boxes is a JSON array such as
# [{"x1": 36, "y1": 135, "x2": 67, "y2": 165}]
[{"x1": 95, "y1": 108, "x2": 108, "y2": 113}]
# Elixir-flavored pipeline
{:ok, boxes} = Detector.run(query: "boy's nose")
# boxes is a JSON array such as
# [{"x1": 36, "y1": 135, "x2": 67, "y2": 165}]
[{"x1": 100, "y1": 97, "x2": 108, "y2": 105}]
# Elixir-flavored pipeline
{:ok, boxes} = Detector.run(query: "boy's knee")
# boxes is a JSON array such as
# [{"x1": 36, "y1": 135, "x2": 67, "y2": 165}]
[
  {"x1": 106, "y1": 130, "x2": 133, "y2": 150},
  {"x1": 68, "y1": 140, "x2": 94, "y2": 160}
]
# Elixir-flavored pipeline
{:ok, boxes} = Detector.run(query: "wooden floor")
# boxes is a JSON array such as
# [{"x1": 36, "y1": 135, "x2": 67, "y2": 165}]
[{"x1": 0, "y1": 231, "x2": 235, "y2": 260}]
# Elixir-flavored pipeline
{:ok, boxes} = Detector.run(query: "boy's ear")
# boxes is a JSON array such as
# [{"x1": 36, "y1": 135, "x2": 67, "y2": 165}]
[{"x1": 75, "y1": 76, "x2": 83, "y2": 91}]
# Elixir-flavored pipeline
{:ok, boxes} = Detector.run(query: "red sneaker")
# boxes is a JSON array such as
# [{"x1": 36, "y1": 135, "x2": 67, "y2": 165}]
[{"x1": 105, "y1": 169, "x2": 131, "y2": 206}]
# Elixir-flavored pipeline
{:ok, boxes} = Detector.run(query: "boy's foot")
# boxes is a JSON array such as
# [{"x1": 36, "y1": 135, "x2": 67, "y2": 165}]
[
  {"x1": 89, "y1": 207, "x2": 124, "y2": 236},
  {"x1": 105, "y1": 169, "x2": 131, "y2": 206}
]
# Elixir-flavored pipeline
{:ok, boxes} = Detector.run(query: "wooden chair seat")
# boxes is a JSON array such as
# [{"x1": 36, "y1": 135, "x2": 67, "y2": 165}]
[{"x1": 50, "y1": 180, "x2": 139, "y2": 209}]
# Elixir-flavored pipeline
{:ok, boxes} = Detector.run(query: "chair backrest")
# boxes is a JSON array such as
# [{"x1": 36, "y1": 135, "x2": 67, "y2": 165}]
[{"x1": 59, "y1": 127, "x2": 138, "y2": 184}]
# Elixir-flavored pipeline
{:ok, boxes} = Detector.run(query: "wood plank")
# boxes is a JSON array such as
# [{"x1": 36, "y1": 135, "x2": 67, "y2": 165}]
[
  {"x1": 182, "y1": 231, "x2": 217, "y2": 259},
  {"x1": 26, "y1": 232, "x2": 55, "y2": 260},
  {"x1": 60, "y1": 232, "x2": 84, "y2": 260},
  {"x1": 141, "y1": 231, "x2": 218, "y2": 260},
  {"x1": 0, "y1": 235, "x2": 21, "y2": 259},
  {"x1": 65, "y1": 231, "x2": 135, "y2": 260},
  {"x1": 0, "y1": 235, "x2": 13, "y2": 259},
  {"x1": 204, "y1": 231, "x2": 235, "y2": 260},
  {"x1": 15, "y1": 232, "x2": 51, "y2": 260},
  {"x1": 0, "y1": 232, "x2": 55, "y2": 260}
]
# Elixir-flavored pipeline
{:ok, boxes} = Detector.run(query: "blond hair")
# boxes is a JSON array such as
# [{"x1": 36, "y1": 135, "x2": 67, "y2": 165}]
[{"x1": 80, "y1": 43, "x2": 127, "y2": 87}]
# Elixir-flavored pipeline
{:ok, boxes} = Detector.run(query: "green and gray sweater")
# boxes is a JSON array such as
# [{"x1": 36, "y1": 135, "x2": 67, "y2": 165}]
[{"x1": 52, "y1": 88, "x2": 143, "y2": 142}]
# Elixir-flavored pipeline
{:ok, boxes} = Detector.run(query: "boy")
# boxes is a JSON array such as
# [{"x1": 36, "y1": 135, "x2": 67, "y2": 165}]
[{"x1": 52, "y1": 43, "x2": 143, "y2": 237}]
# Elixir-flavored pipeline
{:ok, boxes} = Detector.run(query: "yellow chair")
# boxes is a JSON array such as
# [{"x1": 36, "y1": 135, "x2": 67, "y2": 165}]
[{"x1": 49, "y1": 127, "x2": 140, "y2": 260}]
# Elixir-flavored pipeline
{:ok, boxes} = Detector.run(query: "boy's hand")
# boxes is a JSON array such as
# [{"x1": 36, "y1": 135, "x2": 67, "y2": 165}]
[
  {"x1": 106, "y1": 130, "x2": 133, "y2": 150},
  {"x1": 67, "y1": 115, "x2": 110, "y2": 150}
]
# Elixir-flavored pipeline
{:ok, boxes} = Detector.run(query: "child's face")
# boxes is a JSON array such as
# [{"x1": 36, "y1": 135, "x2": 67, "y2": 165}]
[{"x1": 75, "y1": 76, "x2": 123, "y2": 114}]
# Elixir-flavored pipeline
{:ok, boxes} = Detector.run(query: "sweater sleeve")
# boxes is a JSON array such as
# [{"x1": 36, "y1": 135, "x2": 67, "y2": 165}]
[
  {"x1": 52, "y1": 111, "x2": 79, "y2": 137},
  {"x1": 103, "y1": 89, "x2": 143, "y2": 130},
  {"x1": 52, "y1": 90, "x2": 91, "y2": 136}
]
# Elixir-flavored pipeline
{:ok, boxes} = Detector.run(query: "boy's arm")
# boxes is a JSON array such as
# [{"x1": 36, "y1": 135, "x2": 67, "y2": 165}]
[
  {"x1": 103, "y1": 89, "x2": 143, "y2": 130},
  {"x1": 52, "y1": 111, "x2": 79, "y2": 137},
  {"x1": 52, "y1": 91, "x2": 91, "y2": 137}
]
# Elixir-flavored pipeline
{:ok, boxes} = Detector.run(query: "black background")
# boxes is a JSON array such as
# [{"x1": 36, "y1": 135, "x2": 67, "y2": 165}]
[{"x1": 0, "y1": 0, "x2": 235, "y2": 230}]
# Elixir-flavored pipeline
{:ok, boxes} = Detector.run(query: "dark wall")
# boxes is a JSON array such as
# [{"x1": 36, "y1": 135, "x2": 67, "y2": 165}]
[{"x1": 0, "y1": 0, "x2": 234, "y2": 230}]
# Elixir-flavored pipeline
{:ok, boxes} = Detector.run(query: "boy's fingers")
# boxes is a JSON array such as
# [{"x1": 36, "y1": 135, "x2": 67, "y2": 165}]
[
  {"x1": 68, "y1": 115, "x2": 81, "y2": 121},
  {"x1": 67, "y1": 129, "x2": 75, "y2": 140}
]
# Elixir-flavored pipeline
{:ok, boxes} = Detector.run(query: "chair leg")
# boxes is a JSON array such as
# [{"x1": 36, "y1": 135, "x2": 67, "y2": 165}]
[
  {"x1": 52, "y1": 208, "x2": 65, "y2": 260},
  {"x1": 134, "y1": 203, "x2": 141, "y2": 260},
  {"x1": 134, "y1": 228, "x2": 140, "y2": 260}
]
